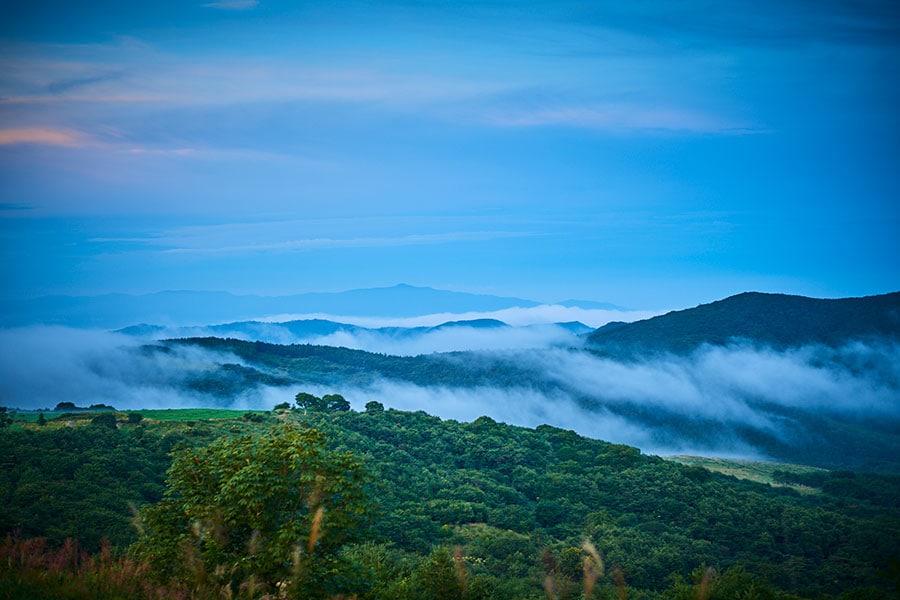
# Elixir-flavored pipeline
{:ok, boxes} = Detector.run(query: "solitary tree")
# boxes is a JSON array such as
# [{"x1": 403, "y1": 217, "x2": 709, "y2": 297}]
[
  {"x1": 134, "y1": 424, "x2": 374, "y2": 598},
  {"x1": 323, "y1": 394, "x2": 350, "y2": 412}
]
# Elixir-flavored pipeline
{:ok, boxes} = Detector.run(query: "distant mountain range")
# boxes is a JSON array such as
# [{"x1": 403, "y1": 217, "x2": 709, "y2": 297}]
[
  {"x1": 588, "y1": 291, "x2": 900, "y2": 355},
  {"x1": 117, "y1": 317, "x2": 594, "y2": 351},
  {"x1": 0, "y1": 284, "x2": 625, "y2": 329}
]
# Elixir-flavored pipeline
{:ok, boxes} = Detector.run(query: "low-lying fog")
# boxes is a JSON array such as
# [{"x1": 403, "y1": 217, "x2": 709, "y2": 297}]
[{"x1": 3, "y1": 323, "x2": 897, "y2": 462}]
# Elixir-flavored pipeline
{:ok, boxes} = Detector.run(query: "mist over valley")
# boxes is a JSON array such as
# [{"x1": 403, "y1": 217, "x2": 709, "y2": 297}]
[{"x1": 4, "y1": 288, "x2": 898, "y2": 471}]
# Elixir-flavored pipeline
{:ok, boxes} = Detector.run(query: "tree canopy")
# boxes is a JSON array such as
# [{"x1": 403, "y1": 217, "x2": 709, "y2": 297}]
[{"x1": 134, "y1": 424, "x2": 373, "y2": 598}]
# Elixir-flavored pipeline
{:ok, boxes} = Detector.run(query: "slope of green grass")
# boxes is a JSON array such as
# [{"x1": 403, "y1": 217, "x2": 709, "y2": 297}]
[
  {"x1": 664, "y1": 455, "x2": 827, "y2": 493},
  {"x1": 135, "y1": 408, "x2": 266, "y2": 421}
]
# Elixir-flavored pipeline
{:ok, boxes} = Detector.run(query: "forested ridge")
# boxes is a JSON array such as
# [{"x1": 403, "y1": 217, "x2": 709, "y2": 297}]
[
  {"x1": 2, "y1": 406, "x2": 898, "y2": 598},
  {"x1": 588, "y1": 291, "x2": 900, "y2": 355}
]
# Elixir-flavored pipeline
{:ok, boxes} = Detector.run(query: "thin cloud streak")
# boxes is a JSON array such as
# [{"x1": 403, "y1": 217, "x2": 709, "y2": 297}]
[
  {"x1": 203, "y1": 0, "x2": 259, "y2": 10},
  {"x1": 485, "y1": 105, "x2": 767, "y2": 135},
  {"x1": 159, "y1": 231, "x2": 542, "y2": 255}
]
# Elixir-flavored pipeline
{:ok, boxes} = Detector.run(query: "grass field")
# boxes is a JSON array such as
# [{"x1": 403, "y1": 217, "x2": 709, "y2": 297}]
[
  {"x1": 11, "y1": 408, "x2": 267, "y2": 423},
  {"x1": 135, "y1": 408, "x2": 266, "y2": 421},
  {"x1": 665, "y1": 455, "x2": 827, "y2": 493}
]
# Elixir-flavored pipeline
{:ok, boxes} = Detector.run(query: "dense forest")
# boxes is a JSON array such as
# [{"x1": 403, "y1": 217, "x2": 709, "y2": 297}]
[{"x1": 2, "y1": 404, "x2": 898, "y2": 599}]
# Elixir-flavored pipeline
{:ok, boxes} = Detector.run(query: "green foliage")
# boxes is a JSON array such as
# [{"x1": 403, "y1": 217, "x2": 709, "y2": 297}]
[
  {"x1": 241, "y1": 411, "x2": 265, "y2": 422},
  {"x1": 296, "y1": 408, "x2": 900, "y2": 598},
  {"x1": 127, "y1": 412, "x2": 143, "y2": 424},
  {"x1": 0, "y1": 427, "x2": 173, "y2": 551},
  {"x1": 134, "y1": 424, "x2": 374, "y2": 598},
  {"x1": 90, "y1": 412, "x2": 118, "y2": 429},
  {"x1": 183, "y1": 362, "x2": 293, "y2": 398},
  {"x1": 3, "y1": 407, "x2": 899, "y2": 598},
  {"x1": 295, "y1": 391, "x2": 351, "y2": 412},
  {"x1": 324, "y1": 393, "x2": 351, "y2": 412},
  {"x1": 0, "y1": 407, "x2": 12, "y2": 429}
]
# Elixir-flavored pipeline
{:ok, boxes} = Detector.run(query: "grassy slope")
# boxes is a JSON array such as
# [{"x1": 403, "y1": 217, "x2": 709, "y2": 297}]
[{"x1": 664, "y1": 455, "x2": 827, "y2": 493}]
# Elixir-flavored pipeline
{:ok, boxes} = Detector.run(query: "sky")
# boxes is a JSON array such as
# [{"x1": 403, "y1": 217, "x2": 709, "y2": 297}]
[{"x1": 1, "y1": 0, "x2": 898, "y2": 310}]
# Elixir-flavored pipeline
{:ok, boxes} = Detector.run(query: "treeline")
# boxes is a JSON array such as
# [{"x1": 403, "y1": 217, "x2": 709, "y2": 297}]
[
  {"x1": 165, "y1": 337, "x2": 541, "y2": 389},
  {"x1": 1, "y1": 407, "x2": 898, "y2": 598}
]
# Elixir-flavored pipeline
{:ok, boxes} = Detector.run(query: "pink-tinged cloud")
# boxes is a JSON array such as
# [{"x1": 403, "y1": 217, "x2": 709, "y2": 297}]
[{"x1": 0, "y1": 127, "x2": 88, "y2": 146}]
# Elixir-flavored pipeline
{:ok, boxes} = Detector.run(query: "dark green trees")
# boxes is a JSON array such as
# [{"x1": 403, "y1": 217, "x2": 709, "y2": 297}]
[
  {"x1": 90, "y1": 412, "x2": 117, "y2": 429},
  {"x1": 294, "y1": 392, "x2": 350, "y2": 412},
  {"x1": 134, "y1": 424, "x2": 373, "y2": 598}
]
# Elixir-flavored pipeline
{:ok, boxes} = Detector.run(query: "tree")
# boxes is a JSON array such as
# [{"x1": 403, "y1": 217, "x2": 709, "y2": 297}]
[
  {"x1": 0, "y1": 407, "x2": 11, "y2": 428},
  {"x1": 323, "y1": 394, "x2": 350, "y2": 412},
  {"x1": 295, "y1": 392, "x2": 324, "y2": 412},
  {"x1": 295, "y1": 392, "x2": 351, "y2": 412},
  {"x1": 37, "y1": 412, "x2": 47, "y2": 427},
  {"x1": 127, "y1": 412, "x2": 143, "y2": 424},
  {"x1": 365, "y1": 400, "x2": 385, "y2": 413},
  {"x1": 134, "y1": 424, "x2": 374, "y2": 598}
]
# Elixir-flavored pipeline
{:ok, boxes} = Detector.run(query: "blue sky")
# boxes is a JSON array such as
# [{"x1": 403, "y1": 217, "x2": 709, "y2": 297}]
[{"x1": 1, "y1": 0, "x2": 898, "y2": 309}]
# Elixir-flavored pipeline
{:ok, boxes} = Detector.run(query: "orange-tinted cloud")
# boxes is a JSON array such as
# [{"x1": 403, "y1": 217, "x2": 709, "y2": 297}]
[{"x1": 0, "y1": 127, "x2": 87, "y2": 146}]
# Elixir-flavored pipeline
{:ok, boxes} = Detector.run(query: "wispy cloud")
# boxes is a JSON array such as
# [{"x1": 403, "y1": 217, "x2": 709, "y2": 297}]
[
  {"x1": 0, "y1": 127, "x2": 90, "y2": 146},
  {"x1": 203, "y1": 0, "x2": 259, "y2": 10},
  {"x1": 485, "y1": 105, "x2": 768, "y2": 135},
  {"x1": 159, "y1": 231, "x2": 539, "y2": 255}
]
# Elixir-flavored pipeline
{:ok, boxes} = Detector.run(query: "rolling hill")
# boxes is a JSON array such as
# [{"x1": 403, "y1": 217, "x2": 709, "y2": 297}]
[{"x1": 588, "y1": 290, "x2": 900, "y2": 355}]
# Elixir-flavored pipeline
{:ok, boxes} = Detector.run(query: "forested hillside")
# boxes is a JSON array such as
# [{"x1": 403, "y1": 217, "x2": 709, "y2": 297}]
[
  {"x1": 2, "y1": 407, "x2": 898, "y2": 599},
  {"x1": 588, "y1": 291, "x2": 900, "y2": 355},
  {"x1": 157, "y1": 337, "x2": 900, "y2": 472}
]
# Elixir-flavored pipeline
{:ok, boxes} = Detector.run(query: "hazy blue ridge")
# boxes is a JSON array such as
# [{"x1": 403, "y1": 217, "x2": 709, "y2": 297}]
[
  {"x1": 0, "y1": 284, "x2": 547, "y2": 328},
  {"x1": 588, "y1": 290, "x2": 900, "y2": 355}
]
